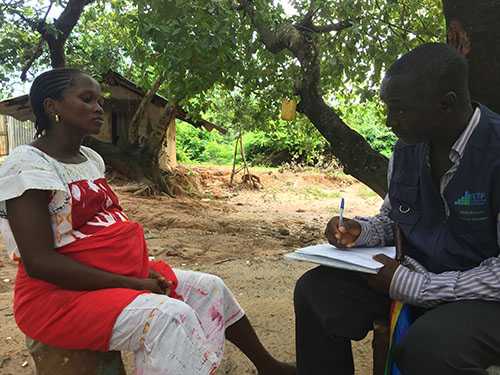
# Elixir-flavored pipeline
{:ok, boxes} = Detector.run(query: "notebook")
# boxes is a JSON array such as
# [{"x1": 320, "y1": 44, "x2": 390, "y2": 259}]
[{"x1": 284, "y1": 243, "x2": 396, "y2": 274}]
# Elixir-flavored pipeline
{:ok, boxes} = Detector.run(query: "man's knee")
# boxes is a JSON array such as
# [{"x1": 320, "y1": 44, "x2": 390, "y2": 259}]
[
  {"x1": 294, "y1": 267, "x2": 375, "y2": 340},
  {"x1": 294, "y1": 267, "x2": 365, "y2": 308},
  {"x1": 294, "y1": 269, "x2": 316, "y2": 307},
  {"x1": 393, "y1": 321, "x2": 433, "y2": 373},
  {"x1": 296, "y1": 266, "x2": 338, "y2": 294},
  {"x1": 394, "y1": 317, "x2": 466, "y2": 375},
  {"x1": 294, "y1": 267, "x2": 334, "y2": 310}
]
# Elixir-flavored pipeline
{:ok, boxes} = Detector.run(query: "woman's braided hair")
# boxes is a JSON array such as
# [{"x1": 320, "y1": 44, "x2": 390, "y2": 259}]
[{"x1": 29, "y1": 68, "x2": 84, "y2": 138}]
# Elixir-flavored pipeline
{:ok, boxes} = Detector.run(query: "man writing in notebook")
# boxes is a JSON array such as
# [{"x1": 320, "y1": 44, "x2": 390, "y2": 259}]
[{"x1": 294, "y1": 42, "x2": 500, "y2": 375}]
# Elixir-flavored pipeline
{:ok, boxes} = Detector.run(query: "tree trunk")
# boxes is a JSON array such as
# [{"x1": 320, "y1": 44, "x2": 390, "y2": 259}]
[
  {"x1": 84, "y1": 138, "x2": 147, "y2": 181},
  {"x1": 34, "y1": 0, "x2": 177, "y2": 193},
  {"x1": 443, "y1": 0, "x2": 500, "y2": 113},
  {"x1": 84, "y1": 106, "x2": 175, "y2": 192},
  {"x1": 46, "y1": 37, "x2": 66, "y2": 68},
  {"x1": 235, "y1": 4, "x2": 389, "y2": 196},
  {"x1": 297, "y1": 90, "x2": 389, "y2": 197},
  {"x1": 16, "y1": 0, "x2": 193, "y2": 194},
  {"x1": 128, "y1": 74, "x2": 165, "y2": 145}
]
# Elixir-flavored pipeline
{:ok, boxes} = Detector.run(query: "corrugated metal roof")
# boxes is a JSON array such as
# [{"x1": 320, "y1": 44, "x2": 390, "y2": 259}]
[{"x1": 0, "y1": 95, "x2": 33, "y2": 122}]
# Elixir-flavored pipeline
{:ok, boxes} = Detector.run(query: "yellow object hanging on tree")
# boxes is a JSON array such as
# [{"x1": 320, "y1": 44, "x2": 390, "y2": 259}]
[{"x1": 281, "y1": 98, "x2": 297, "y2": 121}]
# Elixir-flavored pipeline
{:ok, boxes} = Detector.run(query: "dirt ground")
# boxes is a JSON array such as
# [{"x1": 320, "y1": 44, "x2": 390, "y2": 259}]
[{"x1": 0, "y1": 166, "x2": 382, "y2": 375}]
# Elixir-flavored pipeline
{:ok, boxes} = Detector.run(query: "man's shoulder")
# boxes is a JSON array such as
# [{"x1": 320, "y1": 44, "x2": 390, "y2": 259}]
[
  {"x1": 480, "y1": 105, "x2": 500, "y2": 136},
  {"x1": 474, "y1": 105, "x2": 500, "y2": 167}
]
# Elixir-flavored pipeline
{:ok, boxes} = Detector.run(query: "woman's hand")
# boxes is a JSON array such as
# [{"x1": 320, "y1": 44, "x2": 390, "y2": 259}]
[
  {"x1": 149, "y1": 270, "x2": 172, "y2": 295},
  {"x1": 324, "y1": 216, "x2": 361, "y2": 248},
  {"x1": 129, "y1": 274, "x2": 172, "y2": 295}
]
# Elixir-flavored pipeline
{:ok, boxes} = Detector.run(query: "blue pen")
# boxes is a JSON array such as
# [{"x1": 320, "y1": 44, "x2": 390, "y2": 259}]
[{"x1": 339, "y1": 197, "x2": 345, "y2": 228}]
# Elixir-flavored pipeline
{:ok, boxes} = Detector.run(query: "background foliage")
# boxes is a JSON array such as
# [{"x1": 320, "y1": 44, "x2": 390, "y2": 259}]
[{"x1": 0, "y1": 0, "x2": 442, "y2": 165}]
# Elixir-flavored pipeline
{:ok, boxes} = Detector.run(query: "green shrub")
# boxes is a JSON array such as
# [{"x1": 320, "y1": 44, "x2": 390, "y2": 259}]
[
  {"x1": 175, "y1": 98, "x2": 396, "y2": 166},
  {"x1": 199, "y1": 140, "x2": 234, "y2": 164},
  {"x1": 176, "y1": 121, "x2": 208, "y2": 161},
  {"x1": 243, "y1": 119, "x2": 327, "y2": 165},
  {"x1": 337, "y1": 97, "x2": 396, "y2": 157},
  {"x1": 176, "y1": 120, "x2": 234, "y2": 165}
]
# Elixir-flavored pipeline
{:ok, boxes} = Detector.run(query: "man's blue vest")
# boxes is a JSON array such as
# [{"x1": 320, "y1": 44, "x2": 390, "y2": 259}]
[{"x1": 389, "y1": 105, "x2": 500, "y2": 273}]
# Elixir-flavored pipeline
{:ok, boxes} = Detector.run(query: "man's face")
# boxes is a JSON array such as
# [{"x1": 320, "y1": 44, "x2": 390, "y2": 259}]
[{"x1": 380, "y1": 74, "x2": 439, "y2": 144}]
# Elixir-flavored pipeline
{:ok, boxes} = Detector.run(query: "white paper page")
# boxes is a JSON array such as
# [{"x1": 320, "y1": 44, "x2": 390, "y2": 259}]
[
  {"x1": 295, "y1": 243, "x2": 396, "y2": 270},
  {"x1": 284, "y1": 252, "x2": 379, "y2": 274}
]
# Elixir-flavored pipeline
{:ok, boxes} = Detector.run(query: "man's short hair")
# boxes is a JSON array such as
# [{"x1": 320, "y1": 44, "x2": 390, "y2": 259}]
[{"x1": 387, "y1": 43, "x2": 469, "y2": 100}]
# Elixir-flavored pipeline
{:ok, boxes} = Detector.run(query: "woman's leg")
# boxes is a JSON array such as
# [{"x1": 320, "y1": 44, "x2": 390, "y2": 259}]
[
  {"x1": 225, "y1": 315, "x2": 296, "y2": 375},
  {"x1": 109, "y1": 293, "x2": 220, "y2": 375},
  {"x1": 174, "y1": 269, "x2": 296, "y2": 375}
]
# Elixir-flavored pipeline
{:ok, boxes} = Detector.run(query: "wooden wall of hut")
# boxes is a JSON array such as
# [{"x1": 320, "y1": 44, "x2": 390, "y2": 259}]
[{"x1": 0, "y1": 116, "x2": 8, "y2": 156}]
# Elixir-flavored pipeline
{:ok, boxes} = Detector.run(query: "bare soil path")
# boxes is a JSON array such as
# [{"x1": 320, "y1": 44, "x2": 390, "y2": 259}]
[{"x1": 0, "y1": 166, "x2": 382, "y2": 374}]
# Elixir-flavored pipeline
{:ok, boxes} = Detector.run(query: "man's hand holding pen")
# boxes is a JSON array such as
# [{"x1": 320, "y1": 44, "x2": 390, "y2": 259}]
[
  {"x1": 325, "y1": 200, "x2": 403, "y2": 295},
  {"x1": 324, "y1": 216, "x2": 362, "y2": 248},
  {"x1": 325, "y1": 216, "x2": 400, "y2": 294}
]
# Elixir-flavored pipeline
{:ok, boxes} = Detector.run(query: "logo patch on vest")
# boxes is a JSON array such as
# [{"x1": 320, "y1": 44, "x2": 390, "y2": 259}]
[
  {"x1": 454, "y1": 191, "x2": 488, "y2": 222},
  {"x1": 454, "y1": 191, "x2": 487, "y2": 206}
]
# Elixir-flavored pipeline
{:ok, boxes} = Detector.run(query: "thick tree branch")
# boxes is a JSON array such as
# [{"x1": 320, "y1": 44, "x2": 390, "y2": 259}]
[
  {"x1": 54, "y1": 0, "x2": 95, "y2": 41},
  {"x1": 235, "y1": 0, "x2": 388, "y2": 196},
  {"x1": 310, "y1": 20, "x2": 353, "y2": 33},
  {"x1": 20, "y1": 38, "x2": 44, "y2": 81},
  {"x1": 236, "y1": 0, "x2": 321, "y2": 91},
  {"x1": 176, "y1": 109, "x2": 228, "y2": 134},
  {"x1": 19, "y1": 1, "x2": 54, "y2": 80},
  {"x1": 234, "y1": 0, "x2": 287, "y2": 53},
  {"x1": 302, "y1": 0, "x2": 319, "y2": 25},
  {"x1": 128, "y1": 73, "x2": 165, "y2": 145},
  {"x1": 19, "y1": 0, "x2": 95, "y2": 78},
  {"x1": 296, "y1": 1, "x2": 352, "y2": 34}
]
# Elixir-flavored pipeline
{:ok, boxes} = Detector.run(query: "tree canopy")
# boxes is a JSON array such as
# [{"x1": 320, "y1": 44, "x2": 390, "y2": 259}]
[
  {"x1": 128, "y1": 0, "x2": 443, "y2": 121},
  {"x1": 0, "y1": 0, "x2": 454, "y2": 195},
  {"x1": 1, "y1": 0, "x2": 442, "y2": 107}
]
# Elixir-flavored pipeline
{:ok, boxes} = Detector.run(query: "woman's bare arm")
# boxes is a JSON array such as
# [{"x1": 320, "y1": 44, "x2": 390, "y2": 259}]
[{"x1": 7, "y1": 189, "x2": 161, "y2": 293}]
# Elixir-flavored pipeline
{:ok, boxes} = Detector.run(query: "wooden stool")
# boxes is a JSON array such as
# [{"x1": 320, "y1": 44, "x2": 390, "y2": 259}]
[
  {"x1": 26, "y1": 336, "x2": 126, "y2": 375},
  {"x1": 372, "y1": 322, "x2": 500, "y2": 375}
]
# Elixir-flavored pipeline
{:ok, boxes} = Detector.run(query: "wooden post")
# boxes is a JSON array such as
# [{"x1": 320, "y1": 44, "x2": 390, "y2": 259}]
[{"x1": 230, "y1": 132, "x2": 240, "y2": 186}]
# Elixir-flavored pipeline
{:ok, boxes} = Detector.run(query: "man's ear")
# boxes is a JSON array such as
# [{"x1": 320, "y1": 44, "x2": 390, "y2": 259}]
[
  {"x1": 43, "y1": 97, "x2": 58, "y2": 117},
  {"x1": 440, "y1": 91, "x2": 457, "y2": 112}
]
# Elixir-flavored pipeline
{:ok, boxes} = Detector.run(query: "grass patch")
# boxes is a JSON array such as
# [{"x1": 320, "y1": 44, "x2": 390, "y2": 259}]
[
  {"x1": 301, "y1": 186, "x2": 342, "y2": 200},
  {"x1": 180, "y1": 161, "x2": 280, "y2": 175},
  {"x1": 357, "y1": 185, "x2": 379, "y2": 200}
]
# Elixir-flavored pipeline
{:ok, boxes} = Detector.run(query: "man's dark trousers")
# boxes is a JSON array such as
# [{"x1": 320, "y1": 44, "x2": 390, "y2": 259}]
[{"x1": 294, "y1": 266, "x2": 500, "y2": 375}]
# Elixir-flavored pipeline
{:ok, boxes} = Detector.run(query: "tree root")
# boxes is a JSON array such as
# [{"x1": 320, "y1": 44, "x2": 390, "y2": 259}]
[
  {"x1": 111, "y1": 167, "x2": 202, "y2": 198},
  {"x1": 241, "y1": 173, "x2": 262, "y2": 189},
  {"x1": 132, "y1": 184, "x2": 156, "y2": 196}
]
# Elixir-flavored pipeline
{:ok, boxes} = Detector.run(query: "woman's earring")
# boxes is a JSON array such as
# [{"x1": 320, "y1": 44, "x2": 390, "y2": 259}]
[{"x1": 55, "y1": 114, "x2": 60, "y2": 123}]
